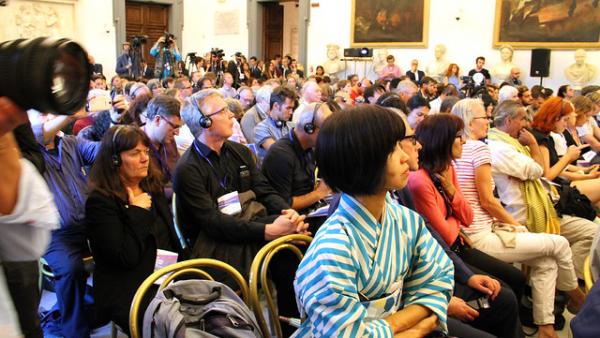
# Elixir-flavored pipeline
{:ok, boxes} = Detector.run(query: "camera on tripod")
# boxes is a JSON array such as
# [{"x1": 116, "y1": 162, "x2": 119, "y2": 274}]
[
  {"x1": 211, "y1": 48, "x2": 225, "y2": 59},
  {"x1": 131, "y1": 35, "x2": 148, "y2": 49}
]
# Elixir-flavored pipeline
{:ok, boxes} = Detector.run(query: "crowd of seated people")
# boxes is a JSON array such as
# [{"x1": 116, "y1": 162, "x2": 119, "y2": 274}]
[{"x1": 3, "y1": 47, "x2": 600, "y2": 338}]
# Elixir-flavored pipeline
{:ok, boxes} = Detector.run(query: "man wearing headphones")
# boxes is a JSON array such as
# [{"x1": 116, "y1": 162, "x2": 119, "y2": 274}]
[
  {"x1": 240, "y1": 85, "x2": 273, "y2": 144},
  {"x1": 28, "y1": 109, "x2": 100, "y2": 338},
  {"x1": 262, "y1": 102, "x2": 332, "y2": 215},
  {"x1": 175, "y1": 89, "x2": 309, "y2": 335},
  {"x1": 254, "y1": 86, "x2": 298, "y2": 162}
]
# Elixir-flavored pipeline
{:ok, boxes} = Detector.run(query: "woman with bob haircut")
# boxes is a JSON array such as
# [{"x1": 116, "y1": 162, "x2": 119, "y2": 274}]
[
  {"x1": 85, "y1": 125, "x2": 181, "y2": 333},
  {"x1": 407, "y1": 114, "x2": 526, "y2": 302},
  {"x1": 452, "y1": 98, "x2": 586, "y2": 338},
  {"x1": 530, "y1": 97, "x2": 600, "y2": 205},
  {"x1": 293, "y1": 105, "x2": 454, "y2": 337}
]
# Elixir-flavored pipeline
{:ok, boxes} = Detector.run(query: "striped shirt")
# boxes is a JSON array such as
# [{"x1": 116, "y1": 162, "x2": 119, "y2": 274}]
[
  {"x1": 292, "y1": 193, "x2": 454, "y2": 337},
  {"x1": 454, "y1": 140, "x2": 495, "y2": 234}
]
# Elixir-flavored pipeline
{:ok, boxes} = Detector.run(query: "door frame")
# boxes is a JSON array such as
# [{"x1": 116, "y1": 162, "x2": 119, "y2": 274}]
[
  {"x1": 247, "y1": 0, "x2": 310, "y2": 68},
  {"x1": 113, "y1": 0, "x2": 184, "y2": 53}
]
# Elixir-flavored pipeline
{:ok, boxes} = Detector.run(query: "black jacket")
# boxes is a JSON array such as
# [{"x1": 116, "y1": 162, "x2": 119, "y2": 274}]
[
  {"x1": 173, "y1": 140, "x2": 288, "y2": 280},
  {"x1": 85, "y1": 190, "x2": 179, "y2": 329},
  {"x1": 406, "y1": 70, "x2": 425, "y2": 84}
]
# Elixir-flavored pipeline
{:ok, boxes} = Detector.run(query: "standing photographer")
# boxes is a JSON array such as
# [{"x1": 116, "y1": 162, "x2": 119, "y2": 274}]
[{"x1": 150, "y1": 34, "x2": 181, "y2": 80}]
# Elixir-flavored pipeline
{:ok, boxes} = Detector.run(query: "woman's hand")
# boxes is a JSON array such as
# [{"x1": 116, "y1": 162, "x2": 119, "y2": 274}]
[
  {"x1": 393, "y1": 314, "x2": 438, "y2": 338},
  {"x1": 127, "y1": 187, "x2": 152, "y2": 210},
  {"x1": 435, "y1": 168, "x2": 456, "y2": 199}
]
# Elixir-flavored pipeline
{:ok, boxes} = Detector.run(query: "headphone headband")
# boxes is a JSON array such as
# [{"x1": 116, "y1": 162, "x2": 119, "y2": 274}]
[{"x1": 304, "y1": 102, "x2": 322, "y2": 134}]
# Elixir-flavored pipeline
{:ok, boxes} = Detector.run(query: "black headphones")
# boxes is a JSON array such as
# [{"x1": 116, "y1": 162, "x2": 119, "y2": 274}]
[
  {"x1": 274, "y1": 118, "x2": 284, "y2": 129},
  {"x1": 304, "y1": 103, "x2": 322, "y2": 134},
  {"x1": 111, "y1": 125, "x2": 126, "y2": 167},
  {"x1": 191, "y1": 97, "x2": 212, "y2": 128}
]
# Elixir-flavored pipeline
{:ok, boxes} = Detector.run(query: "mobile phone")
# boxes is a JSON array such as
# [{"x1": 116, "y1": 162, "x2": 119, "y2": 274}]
[
  {"x1": 579, "y1": 144, "x2": 591, "y2": 150},
  {"x1": 87, "y1": 96, "x2": 112, "y2": 112},
  {"x1": 466, "y1": 296, "x2": 490, "y2": 310}
]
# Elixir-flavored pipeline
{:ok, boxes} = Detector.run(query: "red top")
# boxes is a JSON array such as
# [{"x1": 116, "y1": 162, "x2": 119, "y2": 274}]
[{"x1": 407, "y1": 165, "x2": 474, "y2": 245}]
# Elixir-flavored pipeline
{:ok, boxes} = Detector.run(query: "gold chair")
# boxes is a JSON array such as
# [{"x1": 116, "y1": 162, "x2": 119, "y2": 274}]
[
  {"x1": 584, "y1": 255, "x2": 594, "y2": 293},
  {"x1": 249, "y1": 234, "x2": 313, "y2": 338},
  {"x1": 128, "y1": 258, "x2": 250, "y2": 338}
]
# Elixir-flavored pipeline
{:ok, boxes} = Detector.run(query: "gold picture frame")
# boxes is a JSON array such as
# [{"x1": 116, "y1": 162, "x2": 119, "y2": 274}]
[
  {"x1": 493, "y1": 0, "x2": 600, "y2": 49},
  {"x1": 351, "y1": 0, "x2": 430, "y2": 48}
]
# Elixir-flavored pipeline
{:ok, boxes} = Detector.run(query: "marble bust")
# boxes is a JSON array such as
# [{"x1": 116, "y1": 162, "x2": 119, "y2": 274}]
[
  {"x1": 371, "y1": 48, "x2": 389, "y2": 76},
  {"x1": 491, "y1": 45, "x2": 518, "y2": 84},
  {"x1": 322, "y1": 44, "x2": 345, "y2": 77},
  {"x1": 426, "y1": 44, "x2": 450, "y2": 82},
  {"x1": 565, "y1": 49, "x2": 597, "y2": 87}
]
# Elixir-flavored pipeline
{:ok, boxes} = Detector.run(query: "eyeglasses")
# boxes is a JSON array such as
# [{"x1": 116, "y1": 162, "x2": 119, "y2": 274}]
[
  {"x1": 159, "y1": 115, "x2": 182, "y2": 129},
  {"x1": 401, "y1": 134, "x2": 418, "y2": 145},
  {"x1": 456, "y1": 132, "x2": 466, "y2": 141},
  {"x1": 472, "y1": 116, "x2": 493, "y2": 122},
  {"x1": 206, "y1": 106, "x2": 231, "y2": 118}
]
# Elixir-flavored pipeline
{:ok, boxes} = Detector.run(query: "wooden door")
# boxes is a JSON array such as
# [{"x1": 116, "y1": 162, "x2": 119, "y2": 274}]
[
  {"x1": 262, "y1": 2, "x2": 284, "y2": 61},
  {"x1": 125, "y1": 1, "x2": 169, "y2": 69}
]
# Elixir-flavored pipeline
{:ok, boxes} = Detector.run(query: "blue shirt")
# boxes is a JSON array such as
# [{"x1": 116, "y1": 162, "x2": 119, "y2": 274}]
[
  {"x1": 293, "y1": 193, "x2": 454, "y2": 337},
  {"x1": 149, "y1": 46, "x2": 182, "y2": 78},
  {"x1": 254, "y1": 117, "x2": 289, "y2": 162},
  {"x1": 33, "y1": 124, "x2": 99, "y2": 231}
]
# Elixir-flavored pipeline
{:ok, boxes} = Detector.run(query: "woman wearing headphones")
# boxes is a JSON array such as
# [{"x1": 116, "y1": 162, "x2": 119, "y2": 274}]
[{"x1": 85, "y1": 125, "x2": 180, "y2": 334}]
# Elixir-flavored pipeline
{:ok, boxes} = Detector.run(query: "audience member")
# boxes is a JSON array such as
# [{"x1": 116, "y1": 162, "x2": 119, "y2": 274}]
[
  {"x1": 406, "y1": 95, "x2": 430, "y2": 130},
  {"x1": 395, "y1": 79, "x2": 418, "y2": 104},
  {"x1": 379, "y1": 54, "x2": 402, "y2": 81},
  {"x1": 418, "y1": 76, "x2": 438, "y2": 101},
  {"x1": 468, "y1": 56, "x2": 491, "y2": 85},
  {"x1": 488, "y1": 100, "x2": 598, "y2": 279},
  {"x1": 408, "y1": 114, "x2": 526, "y2": 302},
  {"x1": 406, "y1": 59, "x2": 425, "y2": 84},
  {"x1": 430, "y1": 84, "x2": 458, "y2": 114},
  {"x1": 224, "y1": 98, "x2": 248, "y2": 145},
  {"x1": 557, "y1": 85, "x2": 574, "y2": 100},
  {"x1": 444, "y1": 63, "x2": 461, "y2": 89},
  {"x1": 294, "y1": 105, "x2": 453, "y2": 337},
  {"x1": 236, "y1": 86, "x2": 255, "y2": 112},
  {"x1": 254, "y1": 86, "x2": 297, "y2": 161},
  {"x1": 262, "y1": 102, "x2": 332, "y2": 215},
  {"x1": 240, "y1": 85, "x2": 273, "y2": 144},
  {"x1": 452, "y1": 99, "x2": 586, "y2": 338},
  {"x1": 292, "y1": 81, "x2": 322, "y2": 124},
  {"x1": 29, "y1": 109, "x2": 100, "y2": 338},
  {"x1": 219, "y1": 72, "x2": 237, "y2": 98},
  {"x1": 175, "y1": 89, "x2": 309, "y2": 335},
  {"x1": 86, "y1": 125, "x2": 180, "y2": 334},
  {"x1": 498, "y1": 85, "x2": 519, "y2": 103}
]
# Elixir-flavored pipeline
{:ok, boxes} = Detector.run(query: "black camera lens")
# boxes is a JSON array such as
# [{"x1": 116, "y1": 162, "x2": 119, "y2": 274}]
[{"x1": 0, "y1": 37, "x2": 92, "y2": 115}]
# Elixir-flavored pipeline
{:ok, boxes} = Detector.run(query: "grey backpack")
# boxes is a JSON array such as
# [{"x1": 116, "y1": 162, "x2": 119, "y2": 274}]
[{"x1": 143, "y1": 280, "x2": 262, "y2": 338}]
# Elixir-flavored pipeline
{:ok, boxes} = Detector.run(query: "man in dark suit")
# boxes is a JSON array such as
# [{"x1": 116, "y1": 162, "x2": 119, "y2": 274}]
[
  {"x1": 227, "y1": 52, "x2": 243, "y2": 88},
  {"x1": 249, "y1": 56, "x2": 262, "y2": 79},
  {"x1": 141, "y1": 59, "x2": 154, "y2": 79},
  {"x1": 406, "y1": 59, "x2": 425, "y2": 85}
]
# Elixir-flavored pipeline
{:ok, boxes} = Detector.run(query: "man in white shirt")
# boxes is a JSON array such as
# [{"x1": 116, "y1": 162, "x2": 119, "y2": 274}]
[{"x1": 488, "y1": 100, "x2": 598, "y2": 279}]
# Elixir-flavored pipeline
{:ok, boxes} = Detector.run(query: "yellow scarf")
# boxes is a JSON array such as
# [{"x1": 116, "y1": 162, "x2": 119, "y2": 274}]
[{"x1": 488, "y1": 128, "x2": 560, "y2": 234}]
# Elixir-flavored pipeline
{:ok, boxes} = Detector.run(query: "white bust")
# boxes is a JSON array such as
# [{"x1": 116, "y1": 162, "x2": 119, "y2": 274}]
[
  {"x1": 322, "y1": 44, "x2": 345, "y2": 77},
  {"x1": 565, "y1": 49, "x2": 597, "y2": 87},
  {"x1": 426, "y1": 44, "x2": 450, "y2": 82},
  {"x1": 372, "y1": 48, "x2": 389, "y2": 75},
  {"x1": 491, "y1": 45, "x2": 517, "y2": 84}
]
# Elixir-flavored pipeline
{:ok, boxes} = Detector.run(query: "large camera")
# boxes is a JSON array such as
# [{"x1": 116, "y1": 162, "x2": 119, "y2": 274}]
[
  {"x1": 210, "y1": 47, "x2": 225, "y2": 59},
  {"x1": 131, "y1": 35, "x2": 148, "y2": 49},
  {"x1": 163, "y1": 32, "x2": 175, "y2": 46},
  {"x1": 0, "y1": 37, "x2": 92, "y2": 115}
]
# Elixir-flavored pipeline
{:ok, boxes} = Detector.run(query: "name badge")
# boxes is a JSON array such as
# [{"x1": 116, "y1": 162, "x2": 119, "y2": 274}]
[
  {"x1": 218, "y1": 191, "x2": 242, "y2": 216},
  {"x1": 154, "y1": 249, "x2": 179, "y2": 285}
]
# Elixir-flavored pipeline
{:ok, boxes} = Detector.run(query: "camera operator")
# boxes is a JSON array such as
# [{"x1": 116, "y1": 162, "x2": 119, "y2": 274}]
[
  {"x1": 227, "y1": 52, "x2": 244, "y2": 88},
  {"x1": 115, "y1": 42, "x2": 132, "y2": 77},
  {"x1": 150, "y1": 34, "x2": 181, "y2": 80},
  {"x1": 0, "y1": 97, "x2": 60, "y2": 337}
]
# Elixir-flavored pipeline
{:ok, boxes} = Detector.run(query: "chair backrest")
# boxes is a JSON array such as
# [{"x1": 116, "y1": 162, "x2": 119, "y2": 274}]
[
  {"x1": 171, "y1": 193, "x2": 190, "y2": 254},
  {"x1": 129, "y1": 258, "x2": 250, "y2": 338},
  {"x1": 584, "y1": 255, "x2": 594, "y2": 293},
  {"x1": 248, "y1": 234, "x2": 313, "y2": 338}
]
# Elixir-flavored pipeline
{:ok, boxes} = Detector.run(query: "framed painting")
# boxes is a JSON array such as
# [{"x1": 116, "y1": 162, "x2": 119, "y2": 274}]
[
  {"x1": 493, "y1": 0, "x2": 600, "y2": 49},
  {"x1": 351, "y1": 0, "x2": 429, "y2": 48}
]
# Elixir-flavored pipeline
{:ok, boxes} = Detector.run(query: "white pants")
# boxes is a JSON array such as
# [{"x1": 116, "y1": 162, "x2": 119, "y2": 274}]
[
  {"x1": 469, "y1": 229, "x2": 577, "y2": 325},
  {"x1": 559, "y1": 215, "x2": 600, "y2": 279}
]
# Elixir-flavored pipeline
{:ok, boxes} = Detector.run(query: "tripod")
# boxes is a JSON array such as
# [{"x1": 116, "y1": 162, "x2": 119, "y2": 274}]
[{"x1": 130, "y1": 44, "x2": 143, "y2": 79}]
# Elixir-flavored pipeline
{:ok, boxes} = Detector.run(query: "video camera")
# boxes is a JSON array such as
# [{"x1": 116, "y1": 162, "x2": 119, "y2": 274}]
[
  {"x1": 131, "y1": 35, "x2": 148, "y2": 49},
  {"x1": 0, "y1": 37, "x2": 91, "y2": 115},
  {"x1": 211, "y1": 47, "x2": 225, "y2": 59}
]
